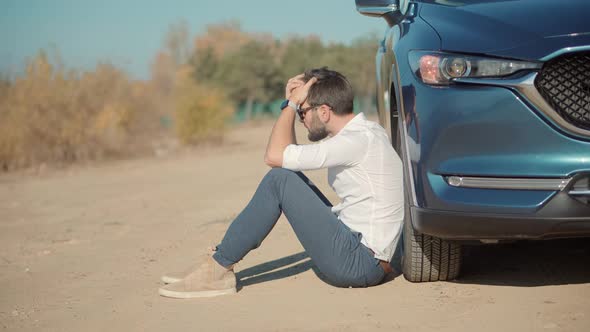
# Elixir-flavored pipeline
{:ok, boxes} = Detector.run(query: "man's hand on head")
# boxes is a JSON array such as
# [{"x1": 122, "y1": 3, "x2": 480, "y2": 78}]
[
  {"x1": 285, "y1": 74, "x2": 304, "y2": 101},
  {"x1": 285, "y1": 74, "x2": 318, "y2": 106}
]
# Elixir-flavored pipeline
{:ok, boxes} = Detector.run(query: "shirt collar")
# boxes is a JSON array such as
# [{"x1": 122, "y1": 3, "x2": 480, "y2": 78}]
[
  {"x1": 343, "y1": 112, "x2": 366, "y2": 129},
  {"x1": 351, "y1": 112, "x2": 366, "y2": 123},
  {"x1": 329, "y1": 112, "x2": 366, "y2": 138}
]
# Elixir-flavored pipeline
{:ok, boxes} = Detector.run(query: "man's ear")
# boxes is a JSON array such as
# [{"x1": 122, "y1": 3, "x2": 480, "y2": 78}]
[{"x1": 318, "y1": 105, "x2": 330, "y2": 123}]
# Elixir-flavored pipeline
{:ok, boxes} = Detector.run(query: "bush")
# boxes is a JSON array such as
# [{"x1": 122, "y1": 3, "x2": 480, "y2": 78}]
[
  {"x1": 173, "y1": 66, "x2": 233, "y2": 144},
  {"x1": 0, "y1": 52, "x2": 160, "y2": 170},
  {"x1": 0, "y1": 50, "x2": 237, "y2": 171}
]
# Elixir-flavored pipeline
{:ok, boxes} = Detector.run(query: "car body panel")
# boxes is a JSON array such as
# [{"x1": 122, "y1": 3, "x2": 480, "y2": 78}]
[
  {"x1": 363, "y1": 0, "x2": 590, "y2": 240},
  {"x1": 419, "y1": 0, "x2": 590, "y2": 58}
]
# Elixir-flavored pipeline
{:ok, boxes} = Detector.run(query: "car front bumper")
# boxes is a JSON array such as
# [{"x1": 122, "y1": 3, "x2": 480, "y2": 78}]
[{"x1": 412, "y1": 189, "x2": 590, "y2": 240}]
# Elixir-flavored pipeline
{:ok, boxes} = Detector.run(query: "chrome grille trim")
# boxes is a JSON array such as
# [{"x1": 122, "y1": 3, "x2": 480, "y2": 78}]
[
  {"x1": 540, "y1": 44, "x2": 590, "y2": 62},
  {"x1": 454, "y1": 72, "x2": 590, "y2": 138}
]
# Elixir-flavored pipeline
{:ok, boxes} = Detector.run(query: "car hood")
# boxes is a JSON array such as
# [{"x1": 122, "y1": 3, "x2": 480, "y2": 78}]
[{"x1": 419, "y1": 0, "x2": 590, "y2": 61}]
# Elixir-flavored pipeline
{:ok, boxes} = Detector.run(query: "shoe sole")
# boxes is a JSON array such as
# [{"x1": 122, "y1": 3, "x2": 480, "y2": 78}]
[
  {"x1": 158, "y1": 287, "x2": 237, "y2": 299},
  {"x1": 161, "y1": 276, "x2": 183, "y2": 284}
]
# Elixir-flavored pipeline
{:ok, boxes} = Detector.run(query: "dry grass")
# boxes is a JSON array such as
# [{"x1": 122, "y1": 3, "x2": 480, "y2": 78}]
[{"x1": 0, "y1": 53, "x2": 232, "y2": 171}]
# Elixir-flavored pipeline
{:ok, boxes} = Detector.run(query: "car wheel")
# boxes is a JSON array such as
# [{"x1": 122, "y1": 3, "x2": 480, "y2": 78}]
[
  {"x1": 402, "y1": 199, "x2": 462, "y2": 282},
  {"x1": 393, "y1": 90, "x2": 462, "y2": 282}
]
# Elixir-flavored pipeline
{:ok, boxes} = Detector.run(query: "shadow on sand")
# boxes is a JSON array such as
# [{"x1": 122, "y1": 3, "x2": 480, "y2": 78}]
[
  {"x1": 456, "y1": 238, "x2": 590, "y2": 287},
  {"x1": 236, "y1": 252, "x2": 316, "y2": 289},
  {"x1": 238, "y1": 238, "x2": 590, "y2": 288},
  {"x1": 235, "y1": 248, "x2": 404, "y2": 289}
]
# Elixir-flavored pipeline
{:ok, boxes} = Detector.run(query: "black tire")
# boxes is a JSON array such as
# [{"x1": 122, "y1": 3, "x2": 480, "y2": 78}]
[{"x1": 402, "y1": 199, "x2": 462, "y2": 282}]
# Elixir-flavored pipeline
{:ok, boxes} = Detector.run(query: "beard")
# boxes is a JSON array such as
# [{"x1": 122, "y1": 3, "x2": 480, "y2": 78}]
[{"x1": 307, "y1": 111, "x2": 329, "y2": 142}]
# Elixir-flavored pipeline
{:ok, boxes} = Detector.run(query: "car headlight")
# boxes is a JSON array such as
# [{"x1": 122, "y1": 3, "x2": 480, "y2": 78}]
[{"x1": 409, "y1": 51, "x2": 542, "y2": 85}]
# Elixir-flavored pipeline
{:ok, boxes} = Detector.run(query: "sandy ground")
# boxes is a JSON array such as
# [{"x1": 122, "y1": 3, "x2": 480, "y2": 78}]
[{"x1": 1, "y1": 118, "x2": 589, "y2": 332}]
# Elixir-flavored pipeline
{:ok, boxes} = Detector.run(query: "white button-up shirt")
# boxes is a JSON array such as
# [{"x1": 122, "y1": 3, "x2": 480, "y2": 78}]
[{"x1": 282, "y1": 113, "x2": 404, "y2": 261}]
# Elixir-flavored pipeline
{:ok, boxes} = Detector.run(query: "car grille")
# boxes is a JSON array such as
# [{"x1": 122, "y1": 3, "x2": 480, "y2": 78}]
[{"x1": 535, "y1": 52, "x2": 590, "y2": 131}]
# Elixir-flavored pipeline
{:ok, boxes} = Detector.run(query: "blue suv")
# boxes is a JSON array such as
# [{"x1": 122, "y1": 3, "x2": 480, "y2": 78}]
[{"x1": 355, "y1": 0, "x2": 590, "y2": 282}]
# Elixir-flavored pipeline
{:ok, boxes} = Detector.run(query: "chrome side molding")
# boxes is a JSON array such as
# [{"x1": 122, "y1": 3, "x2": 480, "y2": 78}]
[{"x1": 445, "y1": 176, "x2": 571, "y2": 191}]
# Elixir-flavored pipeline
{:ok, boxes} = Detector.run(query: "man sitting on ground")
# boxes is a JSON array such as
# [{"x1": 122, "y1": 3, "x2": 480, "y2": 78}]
[{"x1": 159, "y1": 67, "x2": 404, "y2": 298}]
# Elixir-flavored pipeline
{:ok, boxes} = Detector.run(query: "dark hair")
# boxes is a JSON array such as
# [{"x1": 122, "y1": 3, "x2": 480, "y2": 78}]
[{"x1": 302, "y1": 67, "x2": 354, "y2": 116}]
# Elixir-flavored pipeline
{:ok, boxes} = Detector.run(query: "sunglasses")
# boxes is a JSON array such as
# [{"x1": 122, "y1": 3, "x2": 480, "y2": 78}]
[{"x1": 296, "y1": 105, "x2": 318, "y2": 121}]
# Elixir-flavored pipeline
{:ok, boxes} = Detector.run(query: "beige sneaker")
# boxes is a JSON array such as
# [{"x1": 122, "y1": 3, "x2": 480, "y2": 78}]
[
  {"x1": 161, "y1": 264, "x2": 199, "y2": 284},
  {"x1": 158, "y1": 255, "x2": 237, "y2": 299},
  {"x1": 161, "y1": 247, "x2": 231, "y2": 284}
]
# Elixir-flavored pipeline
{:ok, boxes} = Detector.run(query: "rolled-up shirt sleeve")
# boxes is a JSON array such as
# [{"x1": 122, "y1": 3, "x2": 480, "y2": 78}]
[{"x1": 282, "y1": 131, "x2": 368, "y2": 171}]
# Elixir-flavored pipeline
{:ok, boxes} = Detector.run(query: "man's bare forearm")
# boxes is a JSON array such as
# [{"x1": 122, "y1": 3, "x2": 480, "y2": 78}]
[
  {"x1": 264, "y1": 105, "x2": 297, "y2": 167},
  {"x1": 264, "y1": 74, "x2": 316, "y2": 167}
]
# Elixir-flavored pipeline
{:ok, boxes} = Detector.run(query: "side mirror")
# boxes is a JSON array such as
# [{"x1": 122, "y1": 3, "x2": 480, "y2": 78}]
[{"x1": 355, "y1": 0, "x2": 407, "y2": 25}]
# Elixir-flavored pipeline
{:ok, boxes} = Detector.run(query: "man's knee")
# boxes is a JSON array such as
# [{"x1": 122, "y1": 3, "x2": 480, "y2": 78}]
[
  {"x1": 262, "y1": 168, "x2": 306, "y2": 193},
  {"x1": 266, "y1": 167, "x2": 299, "y2": 179}
]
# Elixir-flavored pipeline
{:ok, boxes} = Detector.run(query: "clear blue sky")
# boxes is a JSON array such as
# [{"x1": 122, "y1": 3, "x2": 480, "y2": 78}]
[{"x1": 0, "y1": 0, "x2": 386, "y2": 79}]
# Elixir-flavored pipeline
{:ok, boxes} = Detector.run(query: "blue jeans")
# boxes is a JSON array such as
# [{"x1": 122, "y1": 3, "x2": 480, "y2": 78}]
[{"x1": 213, "y1": 168, "x2": 386, "y2": 288}]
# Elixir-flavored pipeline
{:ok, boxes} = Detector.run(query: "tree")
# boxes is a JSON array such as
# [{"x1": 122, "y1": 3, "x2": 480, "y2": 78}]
[
  {"x1": 164, "y1": 20, "x2": 191, "y2": 67},
  {"x1": 278, "y1": 36, "x2": 325, "y2": 83},
  {"x1": 348, "y1": 34, "x2": 380, "y2": 111},
  {"x1": 173, "y1": 66, "x2": 233, "y2": 144},
  {"x1": 0, "y1": 72, "x2": 10, "y2": 100},
  {"x1": 193, "y1": 21, "x2": 253, "y2": 60},
  {"x1": 214, "y1": 40, "x2": 282, "y2": 119},
  {"x1": 190, "y1": 46, "x2": 219, "y2": 83},
  {"x1": 150, "y1": 51, "x2": 176, "y2": 97}
]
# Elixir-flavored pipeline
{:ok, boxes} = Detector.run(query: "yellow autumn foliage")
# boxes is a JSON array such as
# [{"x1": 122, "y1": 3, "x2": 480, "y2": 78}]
[
  {"x1": 0, "y1": 51, "x2": 236, "y2": 171},
  {"x1": 173, "y1": 66, "x2": 233, "y2": 144},
  {"x1": 0, "y1": 53, "x2": 156, "y2": 170}
]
